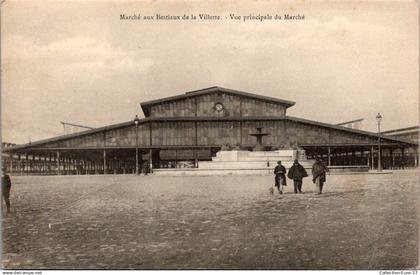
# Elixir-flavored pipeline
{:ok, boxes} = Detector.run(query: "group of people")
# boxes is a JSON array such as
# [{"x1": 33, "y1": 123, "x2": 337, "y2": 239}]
[{"x1": 273, "y1": 157, "x2": 328, "y2": 195}]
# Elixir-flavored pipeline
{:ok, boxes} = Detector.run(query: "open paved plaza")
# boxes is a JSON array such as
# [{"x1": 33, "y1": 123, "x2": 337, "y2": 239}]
[{"x1": 1, "y1": 170, "x2": 419, "y2": 269}]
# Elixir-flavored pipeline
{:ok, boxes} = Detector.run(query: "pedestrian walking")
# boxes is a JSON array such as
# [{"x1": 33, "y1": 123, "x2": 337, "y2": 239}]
[
  {"x1": 1, "y1": 167, "x2": 12, "y2": 213},
  {"x1": 287, "y1": 160, "x2": 308, "y2": 193},
  {"x1": 312, "y1": 157, "x2": 328, "y2": 194},
  {"x1": 273, "y1": 161, "x2": 287, "y2": 194}
]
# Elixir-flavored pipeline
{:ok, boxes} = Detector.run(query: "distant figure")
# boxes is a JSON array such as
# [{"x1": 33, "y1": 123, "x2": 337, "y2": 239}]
[
  {"x1": 1, "y1": 167, "x2": 12, "y2": 213},
  {"x1": 143, "y1": 161, "x2": 151, "y2": 175},
  {"x1": 312, "y1": 157, "x2": 328, "y2": 195},
  {"x1": 274, "y1": 161, "x2": 287, "y2": 194},
  {"x1": 287, "y1": 160, "x2": 308, "y2": 193}
]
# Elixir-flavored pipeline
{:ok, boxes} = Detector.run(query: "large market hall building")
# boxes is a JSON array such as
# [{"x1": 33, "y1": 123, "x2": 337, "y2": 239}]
[{"x1": 3, "y1": 87, "x2": 418, "y2": 175}]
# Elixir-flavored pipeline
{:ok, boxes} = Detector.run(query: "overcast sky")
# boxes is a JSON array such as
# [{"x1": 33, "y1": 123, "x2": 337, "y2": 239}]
[{"x1": 2, "y1": 0, "x2": 418, "y2": 144}]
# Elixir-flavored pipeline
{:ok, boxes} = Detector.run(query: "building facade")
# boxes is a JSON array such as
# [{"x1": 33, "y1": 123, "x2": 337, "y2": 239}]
[{"x1": 2, "y1": 87, "x2": 418, "y2": 175}]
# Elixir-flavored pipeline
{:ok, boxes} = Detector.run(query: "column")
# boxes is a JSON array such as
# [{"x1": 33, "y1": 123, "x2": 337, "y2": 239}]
[
  {"x1": 64, "y1": 157, "x2": 68, "y2": 175},
  {"x1": 66, "y1": 158, "x2": 70, "y2": 175},
  {"x1": 29, "y1": 154, "x2": 32, "y2": 174},
  {"x1": 327, "y1": 147, "x2": 331, "y2": 166},
  {"x1": 352, "y1": 151, "x2": 356, "y2": 166},
  {"x1": 48, "y1": 155, "x2": 52, "y2": 174},
  {"x1": 139, "y1": 152, "x2": 143, "y2": 174},
  {"x1": 135, "y1": 146, "x2": 139, "y2": 175},
  {"x1": 18, "y1": 154, "x2": 22, "y2": 176},
  {"x1": 239, "y1": 121, "x2": 243, "y2": 146},
  {"x1": 22, "y1": 153, "x2": 28, "y2": 174},
  {"x1": 74, "y1": 158, "x2": 78, "y2": 174},
  {"x1": 70, "y1": 158, "x2": 74, "y2": 174},
  {"x1": 389, "y1": 148, "x2": 394, "y2": 169},
  {"x1": 103, "y1": 150, "x2": 107, "y2": 174},
  {"x1": 379, "y1": 147, "x2": 382, "y2": 171},
  {"x1": 401, "y1": 147, "x2": 405, "y2": 169},
  {"x1": 63, "y1": 156, "x2": 66, "y2": 174},
  {"x1": 9, "y1": 153, "x2": 13, "y2": 175},
  {"x1": 114, "y1": 156, "x2": 117, "y2": 174},
  {"x1": 149, "y1": 149, "x2": 153, "y2": 172},
  {"x1": 29, "y1": 155, "x2": 32, "y2": 174},
  {"x1": 77, "y1": 159, "x2": 81, "y2": 175},
  {"x1": 194, "y1": 150, "x2": 198, "y2": 168},
  {"x1": 57, "y1": 151, "x2": 60, "y2": 175},
  {"x1": 371, "y1": 146, "x2": 374, "y2": 170},
  {"x1": 195, "y1": 121, "x2": 199, "y2": 146},
  {"x1": 360, "y1": 149, "x2": 364, "y2": 165},
  {"x1": 36, "y1": 156, "x2": 40, "y2": 174},
  {"x1": 42, "y1": 156, "x2": 45, "y2": 174},
  {"x1": 46, "y1": 155, "x2": 49, "y2": 174},
  {"x1": 149, "y1": 122, "x2": 153, "y2": 173},
  {"x1": 52, "y1": 155, "x2": 55, "y2": 173}
]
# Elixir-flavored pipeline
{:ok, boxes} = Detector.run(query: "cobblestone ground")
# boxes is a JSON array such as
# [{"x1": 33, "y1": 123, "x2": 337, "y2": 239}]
[{"x1": 1, "y1": 170, "x2": 419, "y2": 269}]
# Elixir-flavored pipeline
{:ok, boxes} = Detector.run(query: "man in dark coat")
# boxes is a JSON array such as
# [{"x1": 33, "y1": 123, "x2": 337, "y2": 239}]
[
  {"x1": 287, "y1": 159, "x2": 308, "y2": 193},
  {"x1": 1, "y1": 167, "x2": 12, "y2": 213},
  {"x1": 312, "y1": 157, "x2": 328, "y2": 194},
  {"x1": 274, "y1": 161, "x2": 287, "y2": 194}
]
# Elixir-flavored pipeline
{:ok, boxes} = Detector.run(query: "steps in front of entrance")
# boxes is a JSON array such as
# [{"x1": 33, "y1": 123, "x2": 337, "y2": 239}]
[
  {"x1": 153, "y1": 167, "x2": 280, "y2": 176},
  {"x1": 152, "y1": 150, "x2": 374, "y2": 176},
  {"x1": 153, "y1": 149, "x2": 314, "y2": 176},
  {"x1": 198, "y1": 160, "x2": 314, "y2": 169}
]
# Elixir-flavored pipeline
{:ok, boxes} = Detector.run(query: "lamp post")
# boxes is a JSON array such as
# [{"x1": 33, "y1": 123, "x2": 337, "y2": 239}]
[
  {"x1": 134, "y1": 115, "x2": 140, "y2": 175},
  {"x1": 376, "y1": 112, "x2": 382, "y2": 172}
]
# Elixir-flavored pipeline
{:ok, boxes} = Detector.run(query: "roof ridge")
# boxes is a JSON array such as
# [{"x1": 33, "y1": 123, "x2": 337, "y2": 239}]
[
  {"x1": 382, "y1": 125, "x2": 419, "y2": 134},
  {"x1": 185, "y1": 86, "x2": 220, "y2": 94}
]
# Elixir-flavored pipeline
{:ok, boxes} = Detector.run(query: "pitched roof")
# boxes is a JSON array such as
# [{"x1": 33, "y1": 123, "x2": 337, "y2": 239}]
[
  {"x1": 285, "y1": 116, "x2": 416, "y2": 145},
  {"x1": 4, "y1": 119, "x2": 142, "y2": 152},
  {"x1": 140, "y1": 86, "x2": 296, "y2": 116}
]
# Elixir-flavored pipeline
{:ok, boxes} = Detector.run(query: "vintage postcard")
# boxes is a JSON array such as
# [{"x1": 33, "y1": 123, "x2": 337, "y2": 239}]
[{"x1": 1, "y1": 0, "x2": 419, "y2": 271}]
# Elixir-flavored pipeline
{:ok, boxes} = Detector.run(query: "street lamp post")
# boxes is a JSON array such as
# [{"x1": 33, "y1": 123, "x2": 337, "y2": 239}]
[
  {"x1": 376, "y1": 112, "x2": 382, "y2": 172},
  {"x1": 134, "y1": 115, "x2": 140, "y2": 175}
]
